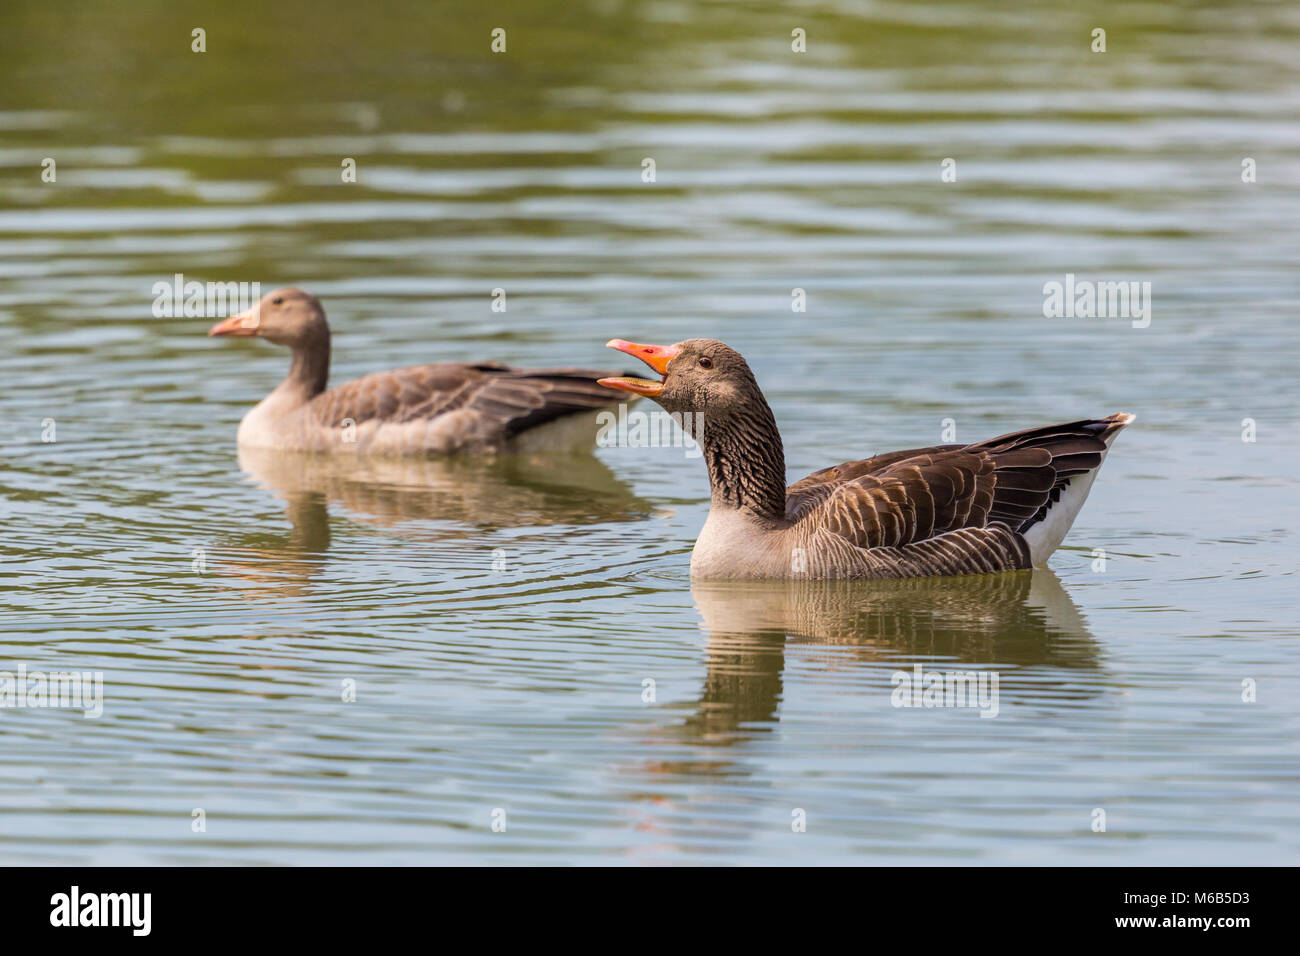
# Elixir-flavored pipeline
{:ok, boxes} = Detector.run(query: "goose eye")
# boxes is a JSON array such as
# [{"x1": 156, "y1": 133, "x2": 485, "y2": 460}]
[{"x1": 699, "y1": 357, "x2": 713, "y2": 369}]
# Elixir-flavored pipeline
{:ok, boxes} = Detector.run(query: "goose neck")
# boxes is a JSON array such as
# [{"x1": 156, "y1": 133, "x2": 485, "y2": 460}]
[
  {"x1": 698, "y1": 398, "x2": 787, "y2": 522},
  {"x1": 284, "y1": 333, "x2": 331, "y2": 401}
]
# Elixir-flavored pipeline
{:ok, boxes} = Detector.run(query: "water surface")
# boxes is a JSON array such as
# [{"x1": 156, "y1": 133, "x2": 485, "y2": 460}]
[{"x1": 0, "y1": 0, "x2": 1297, "y2": 864}]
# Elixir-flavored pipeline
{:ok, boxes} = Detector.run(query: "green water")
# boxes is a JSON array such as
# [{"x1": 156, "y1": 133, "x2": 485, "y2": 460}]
[{"x1": 0, "y1": 0, "x2": 1297, "y2": 864}]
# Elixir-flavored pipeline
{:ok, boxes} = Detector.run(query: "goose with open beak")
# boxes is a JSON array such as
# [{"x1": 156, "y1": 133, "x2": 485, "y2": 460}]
[
  {"x1": 600, "y1": 337, "x2": 1134, "y2": 580},
  {"x1": 208, "y1": 287, "x2": 635, "y2": 456}
]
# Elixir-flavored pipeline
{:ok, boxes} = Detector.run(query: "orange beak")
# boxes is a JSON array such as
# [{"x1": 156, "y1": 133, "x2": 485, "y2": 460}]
[
  {"x1": 208, "y1": 306, "x2": 261, "y2": 337},
  {"x1": 598, "y1": 339, "x2": 682, "y2": 397}
]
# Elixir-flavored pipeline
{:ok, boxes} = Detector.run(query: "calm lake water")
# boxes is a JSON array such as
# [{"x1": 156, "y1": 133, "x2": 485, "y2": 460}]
[{"x1": 1, "y1": 0, "x2": 1298, "y2": 864}]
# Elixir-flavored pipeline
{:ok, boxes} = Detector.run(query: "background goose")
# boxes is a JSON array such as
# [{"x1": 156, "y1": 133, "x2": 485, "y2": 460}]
[
  {"x1": 209, "y1": 287, "x2": 632, "y2": 456},
  {"x1": 600, "y1": 338, "x2": 1134, "y2": 580}
]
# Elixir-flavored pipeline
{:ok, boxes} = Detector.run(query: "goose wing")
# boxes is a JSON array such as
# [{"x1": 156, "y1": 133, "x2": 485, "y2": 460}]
[
  {"x1": 787, "y1": 418, "x2": 1123, "y2": 550},
  {"x1": 450, "y1": 367, "x2": 632, "y2": 439},
  {"x1": 306, "y1": 364, "x2": 623, "y2": 438}
]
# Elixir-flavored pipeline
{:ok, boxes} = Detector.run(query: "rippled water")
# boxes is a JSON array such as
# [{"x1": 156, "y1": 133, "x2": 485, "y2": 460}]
[{"x1": 1, "y1": 0, "x2": 1298, "y2": 864}]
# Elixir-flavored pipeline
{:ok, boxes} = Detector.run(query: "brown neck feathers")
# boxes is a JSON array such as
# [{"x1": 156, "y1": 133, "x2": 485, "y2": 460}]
[
  {"x1": 286, "y1": 330, "x2": 331, "y2": 400},
  {"x1": 698, "y1": 392, "x2": 787, "y2": 521}
]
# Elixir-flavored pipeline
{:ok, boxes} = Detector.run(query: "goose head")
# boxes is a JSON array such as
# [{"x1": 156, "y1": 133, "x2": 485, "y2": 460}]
[
  {"x1": 599, "y1": 338, "x2": 758, "y2": 415},
  {"x1": 208, "y1": 287, "x2": 329, "y2": 349},
  {"x1": 600, "y1": 337, "x2": 787, "y2": 519}
]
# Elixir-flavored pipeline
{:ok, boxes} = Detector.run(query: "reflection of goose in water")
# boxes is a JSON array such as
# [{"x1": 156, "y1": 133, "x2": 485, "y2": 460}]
[
  {"x1": 672, "y1": 569, "x2": 1102, "y2": 748},
  {"x1": 216, "y1": 446, "x2": 653, "y2": 592},
  {"x1": 620, "y1": 572, "x2": 1104, "y2": 856},
  {"x1": 237, "y1": 445, "x2": 652, "y2": 531}
]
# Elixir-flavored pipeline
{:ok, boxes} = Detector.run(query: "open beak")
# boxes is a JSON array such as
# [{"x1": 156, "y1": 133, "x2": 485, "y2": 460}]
[
  {"x1": 208, "y1": 306, "x2": 261, "y2": 337},
  {"x1": 598, "y1": 339, "x2": 682, "y2": 397}
]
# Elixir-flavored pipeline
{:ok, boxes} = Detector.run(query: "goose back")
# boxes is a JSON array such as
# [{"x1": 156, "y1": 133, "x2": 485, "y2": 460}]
[{"x1": 238, "y1": 363, "x2": 628, "y2": 455}]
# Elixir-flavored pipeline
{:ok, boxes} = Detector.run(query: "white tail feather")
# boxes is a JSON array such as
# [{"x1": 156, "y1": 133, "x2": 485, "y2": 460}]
[{"x1": 1022, "y1": 413, "x2": 1132, "y2": 566}]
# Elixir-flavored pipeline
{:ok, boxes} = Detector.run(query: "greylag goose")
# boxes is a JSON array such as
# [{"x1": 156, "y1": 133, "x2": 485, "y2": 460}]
[
  {"x1": 208, "y1": 288, "x2": 632, "y2": 455},
  {"x1": 599, "y1": 338, "x2": 1134, "y2": 580}
]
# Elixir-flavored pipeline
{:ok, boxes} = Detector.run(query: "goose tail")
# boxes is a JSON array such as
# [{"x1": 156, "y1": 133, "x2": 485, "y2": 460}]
[
  {"x1": 1018, "y1": 412, "x2": 1134, "y2": 565},
  {"x1": 1097, "y1": 411, "x2": 1136, "y2": 445}
]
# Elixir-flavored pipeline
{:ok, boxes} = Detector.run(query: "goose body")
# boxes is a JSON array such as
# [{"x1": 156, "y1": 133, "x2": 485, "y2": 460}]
[
  {"x1": 210, "y1": 288, "x2": 628, "y2": 456},
  {"x1": 599, "y1": 338, "x2": 1133, "y2": 581}
]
